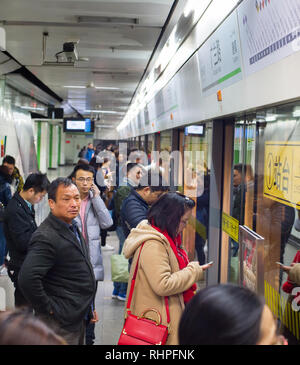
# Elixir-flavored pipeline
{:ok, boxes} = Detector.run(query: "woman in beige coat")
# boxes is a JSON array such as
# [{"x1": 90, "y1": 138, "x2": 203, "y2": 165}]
[{"x1": 122, "y1": 192, "x2": 213, "y2": 345}]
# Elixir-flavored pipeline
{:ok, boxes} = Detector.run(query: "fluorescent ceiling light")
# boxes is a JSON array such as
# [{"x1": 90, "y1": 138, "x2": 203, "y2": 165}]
[
  {"x1": 20, "y1": 106, "x2": 45, "y2": 111},
  {"x1": 265, "y1": 115, "x2": 277, "y2": 122},
  {"x1": 85, "y1": 110, "x2": 124, "y2": 114},
  {"x1": 64, "y1": 85, "x2": 86, "y2": 89},
  {"x1": 95, "y1": 87, "x2": 120, "y2": 90}
]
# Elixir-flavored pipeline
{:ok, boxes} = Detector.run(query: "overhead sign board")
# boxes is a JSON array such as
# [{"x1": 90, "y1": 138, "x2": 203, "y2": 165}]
[
  {"x1": 0, "y1": 27, "x2": 6, "y2": 51},
  {"x1": 264, "y1": 141, "x2": 300, "y2": 209},
  {"x1": 197, "y1": 11, "x2": 242, "y2": 96},
  {"x1": 238, "y1": 0, "x2": 300, "y2": 77}
]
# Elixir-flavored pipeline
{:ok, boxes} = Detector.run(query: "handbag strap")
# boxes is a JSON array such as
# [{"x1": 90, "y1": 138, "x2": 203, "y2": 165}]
[{"x1": 126, "y1": 242, "x2": 170, "y2": 324}]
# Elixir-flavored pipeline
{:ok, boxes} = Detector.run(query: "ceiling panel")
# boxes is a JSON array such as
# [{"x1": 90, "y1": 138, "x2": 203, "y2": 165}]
[{"x1": 0, "y1": 0, "x2": 175, "y2": 126}]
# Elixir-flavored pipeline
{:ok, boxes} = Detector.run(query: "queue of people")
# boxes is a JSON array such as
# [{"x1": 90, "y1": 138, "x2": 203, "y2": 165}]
[{"x1": 0, "y1": 145, "x2": 292, "y2": 346}]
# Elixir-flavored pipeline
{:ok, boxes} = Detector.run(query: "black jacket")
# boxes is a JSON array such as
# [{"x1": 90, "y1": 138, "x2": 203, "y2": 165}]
[
  {"x1": 18, "y1": 213, "x2": 96, "y2": 332},
  {"x1": 120, "y1": 189, "x2": 149, "y2": 238},
  {"x1": 4, "y1": 192, "x2": 37, "y2": 269},
  {"x1": 0, "y1": 167, "x2": 12, "y2": 207}
]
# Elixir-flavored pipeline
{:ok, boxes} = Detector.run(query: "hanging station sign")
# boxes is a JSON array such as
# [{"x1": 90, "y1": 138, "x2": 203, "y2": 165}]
[
  {"x1": 197, "y1": 10, "x2": 243, "y2": 97},
  {"x1": 238, "y1": 0, "x2": 300, "y2": 77}
]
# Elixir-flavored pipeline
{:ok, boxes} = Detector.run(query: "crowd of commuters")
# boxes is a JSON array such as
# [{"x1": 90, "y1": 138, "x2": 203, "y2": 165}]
[{"x1": 0, "y1": 144, "x2": 293, "y2": 346}]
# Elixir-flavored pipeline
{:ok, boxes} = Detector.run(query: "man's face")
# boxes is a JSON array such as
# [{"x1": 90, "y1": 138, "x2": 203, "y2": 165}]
[
  {"x1": 3, "y1": 162, "x2": 14, "y2": 175},
  {"x1": 233, "y1": 169, "x2": 242, "y2": 187},
  {"x1": 128, "y1": 166, "x2": 142, "y2": 185},
  {"x1": 73, "y1": 169, "x2": 94, "y2": 195},
  {"x1": 88, "y1": 143, "x2": 93, "y2": 150},
  {"x1": 48, "y1": 184, "x2": 81, "y2": 224},
  {"x1": 27, "y1": 189, "x2": 48, "y2": 205}
]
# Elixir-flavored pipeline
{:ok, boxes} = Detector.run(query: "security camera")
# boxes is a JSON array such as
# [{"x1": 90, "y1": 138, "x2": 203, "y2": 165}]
[{"x1": 63, "y1": 42, "x2": 78, "y2": 62}]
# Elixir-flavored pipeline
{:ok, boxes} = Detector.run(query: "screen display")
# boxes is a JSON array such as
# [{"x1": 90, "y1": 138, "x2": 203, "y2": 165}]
[
  {"x1": 184, "y1": 125, "x2": 205, "y2": 136},
  {"x1": 63, "y1": 118, "x2": 94, "y2": 133}
]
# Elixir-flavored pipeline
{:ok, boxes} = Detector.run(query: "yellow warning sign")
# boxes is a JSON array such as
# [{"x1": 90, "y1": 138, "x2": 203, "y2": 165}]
[
  {"x1": 222, "y1": 212, "x2": 239, "y2": 242},
  {"x1": 264, "y1": 141, "x2": 300, "y2": 209}
]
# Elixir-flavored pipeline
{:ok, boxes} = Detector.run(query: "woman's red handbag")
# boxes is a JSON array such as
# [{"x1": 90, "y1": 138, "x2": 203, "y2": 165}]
[{"x1": 118, "y1": 243, "x2": 170, "y2": 345}]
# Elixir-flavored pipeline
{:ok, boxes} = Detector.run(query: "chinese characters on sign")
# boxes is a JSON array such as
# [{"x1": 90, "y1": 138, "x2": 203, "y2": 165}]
[
  {"x1": 197, "y1": 11, "x2": 242, "y2": 96},
  {"x1": 264, "y1": 141, "x2": 300, "y2": 209},
  {"x1": 222, "y1": 212, "x2": 239, "y2": 243}
]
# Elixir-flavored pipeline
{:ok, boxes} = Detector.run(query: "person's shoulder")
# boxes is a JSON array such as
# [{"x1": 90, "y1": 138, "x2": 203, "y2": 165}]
[{"x1": 31, "y1": 219, "x2": 57, "y2": 242}]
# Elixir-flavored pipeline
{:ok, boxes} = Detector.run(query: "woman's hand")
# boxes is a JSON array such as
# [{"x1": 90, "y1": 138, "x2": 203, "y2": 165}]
[
  {"x1": 276, "y1": 262, "x2": 295, "y2": 273},
  {"x1": 200, "y1": 262, "x2": 214, "y2": 271}
]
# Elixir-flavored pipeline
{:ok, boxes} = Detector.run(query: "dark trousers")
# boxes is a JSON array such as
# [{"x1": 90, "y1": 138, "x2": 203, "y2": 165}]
[
  {"x1": 7, "y1": 266, "x2": 32, "y2": 309},
  {"x1": 195, "y1": 235, "x2": 206, "y2": 265},
  {"x1": 85, "y1": 321, "x2": 95, "y2": 345},
  {"x1": 101, "y1": 229, "x2": 108, "y2": 246},
  {"x1": 39, "y1": 314, "x2": 85, "y2": 345}
]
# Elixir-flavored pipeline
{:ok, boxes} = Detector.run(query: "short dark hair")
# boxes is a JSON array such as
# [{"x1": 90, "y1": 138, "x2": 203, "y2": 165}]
[
  {"x1": 23, "y1": 173, "x2": 50, "y2": 193},
  {"x1": 48, "y1": 177, "x2": 75, "y2": 202},
  {"x1": 3, "y1": 155, "x2": 15, "y2": 165},
  {"x1": 234, "y1": 163, "x2": 243, "y2": 174},
  {"x1": 135, "y1": 170, "x2": 169, "y2": 193},
  {"x1": 73, "y1": 164, "x2": 95, "y2": 178},
  {"x1": 148, "y1": 192, "x2": 195, "y2": 239},
  {"x1": 179, "y1": 284, "x2": 265, "y2": 345},
  {"x1": 126, "y1": 162, "x2": 139, "y2": 174}
]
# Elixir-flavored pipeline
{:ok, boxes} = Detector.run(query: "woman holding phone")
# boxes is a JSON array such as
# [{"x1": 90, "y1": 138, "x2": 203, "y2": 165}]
[{"x1": 122, "y1": 192, "x2": 213, "y2": 345}]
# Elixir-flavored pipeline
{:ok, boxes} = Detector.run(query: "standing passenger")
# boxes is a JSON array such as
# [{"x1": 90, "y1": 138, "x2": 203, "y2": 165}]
[
  {"x1": 120, "y1": 170, "x2": 169, "y2": 239},
  {"x1": 84, "y1": 143, "x2": 95, "y2": 163},
  {"x1": 72, "y1": 164, "x2": 113, "y2": 344},
  {"x1": 112, "y1": 163, "x2": 142, "y2": 301},
  {"x1": 18, "y1": 178, "x2": 96, "y2": 345},
  {"x1": 0, "y1": 164, "x2": 12, "y2": 266},
  {"x1": 179, "y1": 284, "x2": 287, "y2": 345},
  {"x1": 4, "y1": 173, "x2": 50, "y2": 308},
  {"x1": 2, "y1": 155, "x2": 24, "y2": 194},
  {"x1": 122, "y1": 192, "x2": 212, "y2": 345}
]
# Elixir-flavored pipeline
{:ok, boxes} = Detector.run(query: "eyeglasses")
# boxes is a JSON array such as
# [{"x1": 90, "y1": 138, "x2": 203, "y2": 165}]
[{"x1": 76, "y1": 177, "x2": 93, "y2": 183}]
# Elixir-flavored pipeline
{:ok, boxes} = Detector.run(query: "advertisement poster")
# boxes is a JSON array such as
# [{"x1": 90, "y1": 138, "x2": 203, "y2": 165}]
[
  {"x1": 239, "y1": 225, "x2": 265, "y2": 295},
  {"x1": 197, "y1": 11, "x2": 242, "y2": 96},
  {"x1": 13, "y1": 109, "x2": 38, "y2": 177},
  {"x1": 238, "y1": 0, "x2": 300, "y2": 77}
]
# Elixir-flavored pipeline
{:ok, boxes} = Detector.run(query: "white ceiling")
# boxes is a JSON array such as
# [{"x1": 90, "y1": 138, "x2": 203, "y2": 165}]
[{"x1": 0, "y1": 0, "x2": 175, "y2": 127}]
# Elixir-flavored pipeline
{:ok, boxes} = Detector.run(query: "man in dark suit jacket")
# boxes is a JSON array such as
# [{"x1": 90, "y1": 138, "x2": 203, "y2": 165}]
[
  {"x1": 19, "y1": 178, "x2": 96, "y2": 345},
  {"x1": 120, "y1": 170, "x2": 169, "y2": 238},
  {"x1": 4, "y1": 172, "x2": 49, "y2": 308}
]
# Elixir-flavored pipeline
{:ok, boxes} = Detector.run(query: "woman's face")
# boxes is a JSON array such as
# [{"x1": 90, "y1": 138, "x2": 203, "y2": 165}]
[{"x1": 177, "y1": 209, "x2": 193, "y2": 235}]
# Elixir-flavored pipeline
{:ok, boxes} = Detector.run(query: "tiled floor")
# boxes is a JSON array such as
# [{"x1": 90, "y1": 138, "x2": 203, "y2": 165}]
[{"x1": 94, "y1": 232, "x2": 125, "y2": 345}]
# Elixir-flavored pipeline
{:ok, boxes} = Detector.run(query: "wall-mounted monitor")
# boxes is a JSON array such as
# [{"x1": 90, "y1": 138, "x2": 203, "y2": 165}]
[
  {"x1": 63, "y1": 118, "x2": 94, "y2": 133},
  {"x1": 184, "y1": 124, "x2": 205, "y2": 136}
]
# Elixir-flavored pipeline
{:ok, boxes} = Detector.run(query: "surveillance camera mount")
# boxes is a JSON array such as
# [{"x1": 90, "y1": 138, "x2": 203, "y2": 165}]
[{"x1": 42, "y1": 32, "x2": 88, "y2": 66}]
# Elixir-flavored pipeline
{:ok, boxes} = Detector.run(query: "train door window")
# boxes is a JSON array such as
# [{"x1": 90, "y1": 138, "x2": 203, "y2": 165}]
[
  {"x1": 227, "y1": 118, "x2": 256, "y2": 284},
  {"x1": 255, "y1": 102, "x2": 300, "y2": 344},
  {"x1": 223, "y1": 101, "x2": 300, "y2": 344},
  {"x1": 181, "y1": 123, "x2": 213, "y2": 263}
]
